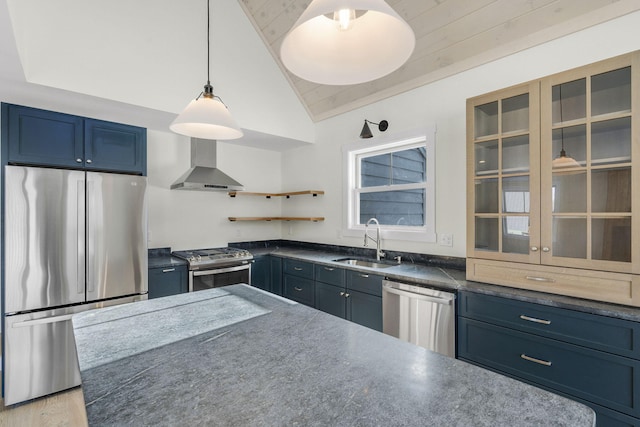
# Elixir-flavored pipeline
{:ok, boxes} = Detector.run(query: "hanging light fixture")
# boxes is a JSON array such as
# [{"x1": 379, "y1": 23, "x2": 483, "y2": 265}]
[
  {"x1": 552, "y1": 85, "x2": 580, "y2": 169},
  {"x1": 280, "y1": 0, "x2": 415, "y2": 86},
  {"x1": 360, "y1": 119, "x2": 388, "y2": 139},
  {"x1": 170, "y1": 0, "x2": 243, "y2": 140}
]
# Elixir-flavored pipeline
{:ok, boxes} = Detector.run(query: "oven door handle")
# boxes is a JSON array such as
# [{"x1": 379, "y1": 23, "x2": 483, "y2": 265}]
[{"x1": 192, "y1": 264, "x2": 251, "y2": 276}]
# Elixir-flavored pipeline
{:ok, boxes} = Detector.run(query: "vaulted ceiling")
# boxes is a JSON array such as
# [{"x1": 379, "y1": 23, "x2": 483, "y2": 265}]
[{"x1": 239, "y1": 0, "x2": 640, "y2": 122}]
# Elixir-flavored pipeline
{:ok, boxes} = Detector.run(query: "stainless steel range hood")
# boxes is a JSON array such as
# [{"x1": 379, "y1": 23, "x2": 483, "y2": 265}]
[{"x1": 171, "y1": 139, "x2": 244, "y2": 191}]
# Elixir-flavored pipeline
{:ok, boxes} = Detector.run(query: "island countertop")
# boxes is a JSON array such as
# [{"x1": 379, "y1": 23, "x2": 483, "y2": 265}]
[{"x1": 72, "y1": 285, "x2": 595, "y2": 426}]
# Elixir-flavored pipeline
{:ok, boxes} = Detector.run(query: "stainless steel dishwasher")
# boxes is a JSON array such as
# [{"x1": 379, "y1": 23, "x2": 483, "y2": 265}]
[{"x1": 382, "y1": 280, "x2": 456, "y2": 357}]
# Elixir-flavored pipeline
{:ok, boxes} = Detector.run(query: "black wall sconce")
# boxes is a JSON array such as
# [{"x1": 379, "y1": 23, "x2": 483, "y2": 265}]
[{"x1": 360, "y1": 119, "x2": 389, "y2": 139}]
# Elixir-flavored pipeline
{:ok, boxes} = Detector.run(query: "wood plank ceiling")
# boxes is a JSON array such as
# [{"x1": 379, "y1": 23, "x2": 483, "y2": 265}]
[{"x1": 238, "y1": 0, "x2": 640, "y2": 122}]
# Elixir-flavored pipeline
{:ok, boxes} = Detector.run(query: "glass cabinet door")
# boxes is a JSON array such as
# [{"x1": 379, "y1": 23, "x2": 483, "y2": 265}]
[
  {"x1": 540, "y1": 56, "x2": 638, "y2": 273},
  {"x1": 467, "y1": 83, "x2": 540, "y2": 263}
]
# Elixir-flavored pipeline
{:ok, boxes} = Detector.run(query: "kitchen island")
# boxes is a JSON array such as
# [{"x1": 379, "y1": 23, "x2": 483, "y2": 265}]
[{"x1": 72, "y1": 285, "x2": 595, "y2": 426}]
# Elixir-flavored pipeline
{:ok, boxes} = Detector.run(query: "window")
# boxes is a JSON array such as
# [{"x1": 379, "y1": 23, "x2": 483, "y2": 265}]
[{"x1": 343, "y1": 128, "x2": 436, "y2": 242}]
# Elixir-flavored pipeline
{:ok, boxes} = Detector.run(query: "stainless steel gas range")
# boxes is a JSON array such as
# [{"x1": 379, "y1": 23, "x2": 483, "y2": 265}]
[{"x1": 172, "y1": 247, "x2": 253, "y2": 292}]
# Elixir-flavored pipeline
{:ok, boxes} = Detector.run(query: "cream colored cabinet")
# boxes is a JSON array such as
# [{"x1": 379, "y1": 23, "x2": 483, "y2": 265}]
[{"x1": 467, "y1": 52, "x2": 640, "y2": 307}]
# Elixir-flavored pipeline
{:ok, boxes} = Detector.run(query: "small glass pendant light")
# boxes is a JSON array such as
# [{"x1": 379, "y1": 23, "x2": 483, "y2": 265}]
[{"x1": 170, "y1": 0, "x2": 243, "y2": 140}]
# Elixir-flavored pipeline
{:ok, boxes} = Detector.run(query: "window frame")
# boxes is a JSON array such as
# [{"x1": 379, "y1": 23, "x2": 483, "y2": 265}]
[{"x1": 342, "y1": 127, "x2": 437, "y2": 242}]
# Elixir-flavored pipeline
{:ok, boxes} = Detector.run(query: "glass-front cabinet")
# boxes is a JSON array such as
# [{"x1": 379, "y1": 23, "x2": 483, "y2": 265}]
[
  {"x1": 467, "y1": 52, "x2": 640, "y2": 307},
  {"x1": 467, "y1": 83, "x2": 540, "y2": 264}
]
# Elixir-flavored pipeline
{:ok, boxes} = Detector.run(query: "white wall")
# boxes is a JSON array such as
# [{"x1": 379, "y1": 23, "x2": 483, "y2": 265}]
[
  {"x1": 146, "y1": 130, "x2": 283, "y2": 250},
  {"x1": 278, "y1": 11, "x2": 640, "y2": 258}
]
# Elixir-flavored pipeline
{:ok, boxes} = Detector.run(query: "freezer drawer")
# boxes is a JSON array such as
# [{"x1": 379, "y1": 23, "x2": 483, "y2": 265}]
[
  {"x1": 3, "y1": 307, "x2": 84, "y2": 405},
  {"x1": 3, "y1": 296, "x2": 145, "y2": 405}
]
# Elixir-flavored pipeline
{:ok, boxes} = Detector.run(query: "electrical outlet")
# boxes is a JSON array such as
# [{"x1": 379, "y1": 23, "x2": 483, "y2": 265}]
[{"x1": 439, "y1": 233, "x2": 453, "y2": 247}]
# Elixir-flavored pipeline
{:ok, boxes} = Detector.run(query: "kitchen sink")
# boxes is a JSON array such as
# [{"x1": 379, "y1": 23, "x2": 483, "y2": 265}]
[{"x1": 333, "y1": 258, "x2": 397, "y2": 269}]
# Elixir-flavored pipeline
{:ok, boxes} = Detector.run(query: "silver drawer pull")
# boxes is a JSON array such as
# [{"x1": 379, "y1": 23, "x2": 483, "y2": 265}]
[
  {"x1": 162, "y1": 268, "x2": 176, "y2": 273},
  {"x1": 520, "y1": 354, "x2": 552, "y2": 367},
  {"x1": 359, "y1": 274, "x2": 369, "y2": 278},
  {"x1": 324, "y1": 267, "x2": 335, "y2": 271},
  {"x1": 294, "y1": 267, "x2": 303, "y2": 271},
  {"x1": 525, "y1": 276, "x2": 556, "y2": 283},
  {"x1": 520, "y1": 315, "x2": 551, "y2": 325},
  {"x1": 294, "y1": 287, "x2": 303, "y2": 291}
]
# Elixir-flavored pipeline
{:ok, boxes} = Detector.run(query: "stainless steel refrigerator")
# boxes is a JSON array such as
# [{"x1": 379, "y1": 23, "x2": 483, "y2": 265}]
[{"x1": 3, "y1": 165, "x2": 148, "y2": 405}]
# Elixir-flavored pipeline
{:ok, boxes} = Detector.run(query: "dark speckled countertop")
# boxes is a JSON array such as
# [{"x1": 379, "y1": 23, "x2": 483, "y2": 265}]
[
  {"x1": 148, "y1": 247, "x2": 187, "y2": 269},
  {"x1": 249, "y1": 246, "x2": 640, "y2": 323},
  {"x1": 73, "y1": 285, "x2": 595, "y2": 426}
]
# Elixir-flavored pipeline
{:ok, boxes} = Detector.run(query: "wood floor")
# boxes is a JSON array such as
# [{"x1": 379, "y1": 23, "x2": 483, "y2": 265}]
[{"x1": 0, "y1": 387, "x2": 87, "y2": 427}]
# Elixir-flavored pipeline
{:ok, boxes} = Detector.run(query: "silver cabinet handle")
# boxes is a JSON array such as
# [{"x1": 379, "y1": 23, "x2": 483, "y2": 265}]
[
  {"x1": 294, "y1": 287, "x2": 303, "y2": 291},
  {"x1": 525, "y1": 276, "x2": 556, "y2": 283},
  {"x1": 14, "y1": 314, "x2": 74, "y2": 328},
  {"x1": 520, "y1": 315, "x2": 551, "y2": 325},
  {"x1": 76, "y1": 158, "x2": 83, "y2": 163},
  {"x1": 324, "y1": 267, "x2": 335, "y2": 271},
  {"x1": 542, "y1": 247, "x2": 550, "y2": 252},
  {"x1": 162, "y1": 268, "x2": 176, "y2": 273},
  {"x1": 530, "y1": 246, "x2": 538, "y2": 252},
  {"x1": 294, "y1": 267, "x2": 303, "y2": 271},
  {"x1": 345, "y1": 293, "x2": 350, "y2": 298},
  {"x1": 359, "y1": 274, "x2": 369, "y2": 278},
  {"x1": 86, "y1": 159, "x2": 93, "y2": 164},
  {"x1": 340, "y1": 292, "x2": 345, "y2": 296},
  {"x1": 520, "y1": 354, "x2": 552, "y2": 367}
]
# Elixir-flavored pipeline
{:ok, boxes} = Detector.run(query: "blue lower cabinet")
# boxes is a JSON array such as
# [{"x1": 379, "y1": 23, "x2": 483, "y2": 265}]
[
  {"x1": 148, "y1": 265, "x2": 188, "y2": 299},
  {"x1": 347, "y1": 290, "x2": 382, "y2": 332},
  {"x1": 251, "y1": 256, "x2": 270, "y2": 291},
  {"x1": 270, "y1": 257, "x2": 283, "y2": 296},
  {"x1": 315, "y1": 281, "x2": 346, "y2": 318},
  {"x1": 458, "y1": 291, "x2": 640, "y2": 426},
  {"x1": 283, "y1": 275, "x2": 315, "y2": 306}
]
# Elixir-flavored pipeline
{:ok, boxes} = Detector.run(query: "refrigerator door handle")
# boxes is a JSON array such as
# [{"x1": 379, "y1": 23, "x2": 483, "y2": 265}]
[
  {"x1": 78, "y1": 179, "x2": 86, "y2": 296},
  {"x1": 12, "y1": 314, "x2": 74, "y2": 328},
  {"x1": 86, "y1": 179, "x2": 95, "y2": 295}
]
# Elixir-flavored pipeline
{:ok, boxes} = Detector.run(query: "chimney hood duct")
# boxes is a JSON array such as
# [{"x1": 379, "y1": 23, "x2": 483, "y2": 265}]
[{"x1": 171, "y1": 139, "x2": 244, "y2": 191}]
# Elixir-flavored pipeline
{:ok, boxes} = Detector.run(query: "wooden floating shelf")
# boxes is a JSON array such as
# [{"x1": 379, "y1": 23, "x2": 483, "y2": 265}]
[
  {"x1": 228, "y1": 217, "x2": 325, "y2": 222},
  {"x1": 228, "y1": 190, "x2": 324, "y2": 199}
]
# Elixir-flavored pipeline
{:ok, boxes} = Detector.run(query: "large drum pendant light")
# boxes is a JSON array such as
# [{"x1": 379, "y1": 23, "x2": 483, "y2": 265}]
[
  {"x1": 280, "y1": 0, "x2": 415, "y2": 86},
  {"x1": 170, "y1": 0, "x2": 243, "y2": 140}
]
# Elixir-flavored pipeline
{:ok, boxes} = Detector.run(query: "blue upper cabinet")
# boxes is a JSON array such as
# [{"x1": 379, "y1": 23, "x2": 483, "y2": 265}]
[
  {"x1": 84, "y1": 119, "x2": 146, "y2": 174},
  {"x1": 2, "y1": 103, "x2": 146, "y2": 175},
  {"x1": 4, "y1": 104, "x2": 84, "y2": 168}
]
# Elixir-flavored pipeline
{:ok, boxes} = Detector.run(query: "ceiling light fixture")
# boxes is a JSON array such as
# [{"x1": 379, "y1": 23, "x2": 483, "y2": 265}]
[
  {"x1": 280, "y1": 0, "x2": 415, "y2": 86},
  {"x1": 360, "y1": 119, "x2": 388, "y2": 139},
  {"x1": 170, "y1": 0, "x2": 243, "y2": 140}
]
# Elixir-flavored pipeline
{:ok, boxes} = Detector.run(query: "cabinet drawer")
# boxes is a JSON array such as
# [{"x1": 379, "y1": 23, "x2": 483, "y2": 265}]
[
  {"x1": 148, "y1": 266, "x2": 188, "y2": 299},
  {"x1": 467, "y1": 258, "x2": 640, "y2": 307},
  {"x1": 346, "y1": 270, "x2": 382, "y2": 297},
  {"x1": 458, "y1": 318, "x2": 640, "y2": 418},
  {"x1": 283, "y1": 259, "x2": 314, "y2": 280},
  {"x1": 315, "y1": 265, "x2": 345, "y2": 285},
  {"x1": 459, "y1": 291, "x2": 640, "y2": 359},
  {"x1": 283, "y1": 275, "x2": 315, "y2": 306}
]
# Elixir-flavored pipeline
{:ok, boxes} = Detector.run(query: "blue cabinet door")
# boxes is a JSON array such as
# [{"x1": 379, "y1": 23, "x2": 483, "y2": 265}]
[
  {"x1": 84, "y1": 119, "x2": 146, "y2": 175},
  {"x1": 4, "y1": 103, "x2": 83, "y2": 168},
  {"x1": 315, "y1": 281, "x2": 346, "y2": 318},
  {"x1": 148, "y1": 266, "x2": 188, "y2": 299},
  {"x1": 251, "y1": 256, "x2": 270, "y2": 291},
  {"x1": 270, "y1": 257, "x2": 283, "y2": 296},
  {"x1": 347, "y1": 290, "x2": 382, "y2": 332}
]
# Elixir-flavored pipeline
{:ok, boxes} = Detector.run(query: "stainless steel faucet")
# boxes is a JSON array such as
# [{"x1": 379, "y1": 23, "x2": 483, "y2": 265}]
[{"x1": 364, "y1": 218, "x2": 385, "y2": 260}]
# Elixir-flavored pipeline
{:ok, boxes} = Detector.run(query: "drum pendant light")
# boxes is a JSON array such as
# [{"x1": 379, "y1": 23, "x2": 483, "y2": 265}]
[
  {"x1": 280, "y1": 0, "x2": 415, "y2": 86},
  {"x1": 170, "y1": 0, "x2": 243, "y2": 140}
]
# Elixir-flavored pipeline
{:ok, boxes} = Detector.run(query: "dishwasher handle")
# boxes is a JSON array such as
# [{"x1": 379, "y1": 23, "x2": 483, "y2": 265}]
[{"x1": 383, "y1": 282, "x2": 454, "y2": 305}]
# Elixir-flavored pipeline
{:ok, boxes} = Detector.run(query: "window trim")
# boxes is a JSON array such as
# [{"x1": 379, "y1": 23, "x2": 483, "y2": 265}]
[{"x1": 342, "y1": 126, "x2": 437, "y2": 243}]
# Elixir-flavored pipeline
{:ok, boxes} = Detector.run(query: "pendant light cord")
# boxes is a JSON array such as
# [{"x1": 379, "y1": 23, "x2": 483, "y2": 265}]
[{"x1": 207, "y1": 0, "x2": 210, "y2": 86}]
